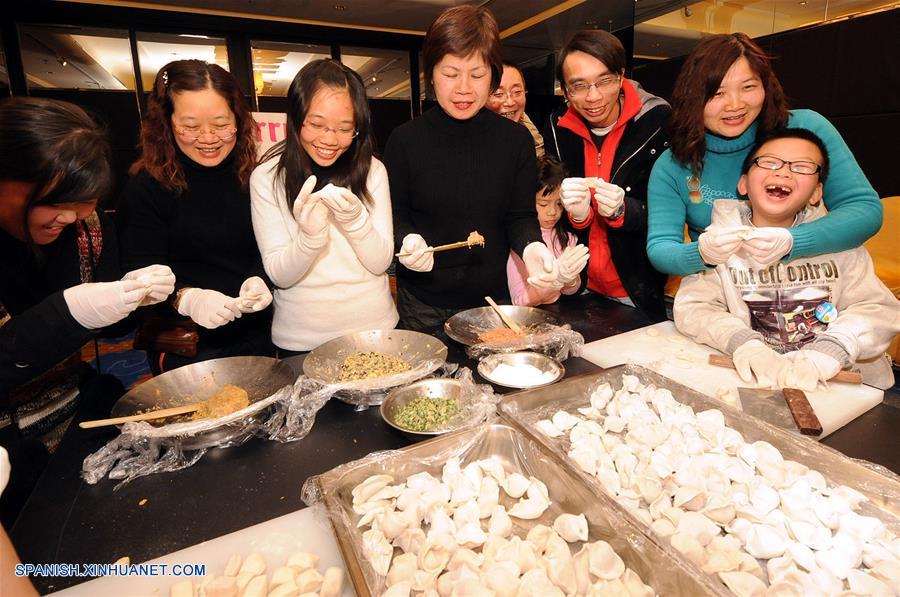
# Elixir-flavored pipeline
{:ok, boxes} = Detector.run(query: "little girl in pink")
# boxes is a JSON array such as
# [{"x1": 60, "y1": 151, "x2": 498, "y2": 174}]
[{"x1": 507, "y1": 156, "x2": 589, "y2": 306}]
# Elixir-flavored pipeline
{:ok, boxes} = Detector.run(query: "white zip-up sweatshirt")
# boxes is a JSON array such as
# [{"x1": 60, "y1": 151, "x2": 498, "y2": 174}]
[{"x1": 675, "y1": 199, "x2": 900, "y2": 387}]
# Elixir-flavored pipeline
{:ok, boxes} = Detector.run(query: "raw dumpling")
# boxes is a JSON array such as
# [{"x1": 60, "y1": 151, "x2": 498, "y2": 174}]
[{"x1": 553, "y1": 513, "x2": 589, "y2": 543}]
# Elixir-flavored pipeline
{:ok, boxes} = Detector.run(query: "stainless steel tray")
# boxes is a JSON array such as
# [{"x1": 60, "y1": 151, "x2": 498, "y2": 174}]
[
  {"x1": 498, "y1": 364, "x2": 900, "y2": 589},
  {"x1": 311, "y1": 423, "x2": 725, "y2": 597}
]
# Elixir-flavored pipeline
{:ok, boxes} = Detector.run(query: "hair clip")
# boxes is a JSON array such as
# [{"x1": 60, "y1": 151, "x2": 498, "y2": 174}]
[{"x1": 162, "y1": 70, "x2": 169, "y2": 88}]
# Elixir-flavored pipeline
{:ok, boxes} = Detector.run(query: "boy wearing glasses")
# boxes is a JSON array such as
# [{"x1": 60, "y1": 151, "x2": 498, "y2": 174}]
[
  {"x1": 543, "y1": 29, "x2": 671, "y2": 321},
  {"x1": 675, "y1": 129, "x2": 899, "y2": 391}
]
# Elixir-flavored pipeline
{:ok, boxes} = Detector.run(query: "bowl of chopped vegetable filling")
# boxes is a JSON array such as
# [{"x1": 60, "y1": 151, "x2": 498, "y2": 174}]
[{"x1": 380, "y1": 378, "x2": 467, "y2": 438}]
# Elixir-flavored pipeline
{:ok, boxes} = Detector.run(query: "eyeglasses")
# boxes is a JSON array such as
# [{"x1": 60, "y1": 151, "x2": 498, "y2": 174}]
[
  {"x1": 174, "y1": 125, "x2": 237, "y2": 144},
  {"x1": 752, "y1": 156, "x2": 821, "y2": 176},
  {"x1": 489, "y1": 89, "x2": 525, "y2": 102},
  {"x1": 565, "y1": 75, "x2": 621, "y2": 98},
  {"x1": 302, "y1": 120, "x2": 358, "y2": 140}
]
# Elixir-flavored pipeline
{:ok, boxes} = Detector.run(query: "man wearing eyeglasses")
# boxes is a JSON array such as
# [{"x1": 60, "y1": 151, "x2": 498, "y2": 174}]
[
  {"x1": 485, "y1": 61, "x2": 544, "y2": 157},
  {"x1": 543, "y1": 30, "x2": 671, "y2": 321}
]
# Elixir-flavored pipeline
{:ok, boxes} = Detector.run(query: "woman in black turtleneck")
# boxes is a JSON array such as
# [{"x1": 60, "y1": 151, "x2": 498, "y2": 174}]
[
  {"x1": 385, "y1": 6, "x2": 563, "y2": 332},
  {"x1": 118, "y1": 60, "x2": 274, "y2": 373}
]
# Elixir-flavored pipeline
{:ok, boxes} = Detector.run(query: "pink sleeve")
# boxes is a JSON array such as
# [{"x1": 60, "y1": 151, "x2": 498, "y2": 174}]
[{"x1": 507, "y1": 250, "x2": 561, "y2": 306}]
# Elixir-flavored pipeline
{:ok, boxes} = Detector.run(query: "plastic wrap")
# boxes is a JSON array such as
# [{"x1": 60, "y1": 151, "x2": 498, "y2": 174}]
[
  {"x1": 82, "y1": 377, "x2": 330, "y2": 488},
  {"x1": 465, "y1": 322, "x2": 584, "y2": 362},
  {"x1": 302, "y1": 423, "x2": 726, "y2": 597},
  {"x1": 499, "y1": 364, "x2": 900, "y2": 593}
]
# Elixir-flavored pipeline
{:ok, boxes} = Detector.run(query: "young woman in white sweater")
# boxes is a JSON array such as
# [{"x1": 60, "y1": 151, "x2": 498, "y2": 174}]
[{"x1": 250, "y1": 59, "x2": 398, "y2": 354}]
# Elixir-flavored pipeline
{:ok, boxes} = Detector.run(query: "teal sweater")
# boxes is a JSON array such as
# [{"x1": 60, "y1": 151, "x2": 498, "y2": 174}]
[{"x1": 647, "y1": 109, "x2": 882, "y2": 276}]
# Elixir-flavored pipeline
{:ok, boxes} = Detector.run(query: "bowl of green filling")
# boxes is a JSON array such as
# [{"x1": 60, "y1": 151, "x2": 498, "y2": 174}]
[{"x1": 381, "y1": 378, "x2": 467, "y2": 438}]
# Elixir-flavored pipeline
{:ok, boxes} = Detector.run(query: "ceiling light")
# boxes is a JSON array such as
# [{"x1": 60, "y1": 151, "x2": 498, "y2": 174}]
[
  {"x1": 334, "y1": 4, "x2": 346, "y2": 10},
  {"x1": 683, "y1": 6, "x2": 693, "y2": 17},
  {"x1": 799, "y1": 0, "x2": 808, "y2": 4},
  {"x1": 57, "y1": 56, "x2": 68, "y2": 67}
]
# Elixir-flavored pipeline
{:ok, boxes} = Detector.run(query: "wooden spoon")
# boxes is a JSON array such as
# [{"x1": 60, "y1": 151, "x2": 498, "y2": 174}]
[
  {"x1": 79, "y1": 403, "x2": 202, "y2": 429},
  {"x1": 484, "y1": 296, "x2": 524, "y2": 335},
  {"x1": 396, "y1": 230, "x2": 485, "y2": 257}
]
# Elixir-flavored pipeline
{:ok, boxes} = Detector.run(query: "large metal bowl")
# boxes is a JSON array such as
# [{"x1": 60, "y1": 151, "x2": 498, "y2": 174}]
[
  {"x1": 303, "y1": 329, "x2": 448, "y2": 404},
  {"x1": 444, "y1": 305, "x2": 561, "y2": 347},
  {"x1": 110, "y1": 356, "x2": 296, "y2": 449},
  {"x1": 381, "y1": 378, "x2": 466, "y2": 439}
]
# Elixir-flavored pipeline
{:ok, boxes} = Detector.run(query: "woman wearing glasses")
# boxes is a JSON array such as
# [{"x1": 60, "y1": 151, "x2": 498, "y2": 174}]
[
  {"x1": 385, "y1": 5, "x2": 561, "y2": 331},
  {"x1": 118, "y1": 60, "x2": 274, "y2": 373},
  {"x1": 250, "y1": 59, "x2": 397, "y2": 354},
  {"x1": 485, "y1": 61, "x2": 544, "y2": 157},
  {"x1": 543, "y1": 29, "x2": 671, "y2": 321},
  {"x1": 646, "y1": 33, "x2": 881, "y2": 277}
]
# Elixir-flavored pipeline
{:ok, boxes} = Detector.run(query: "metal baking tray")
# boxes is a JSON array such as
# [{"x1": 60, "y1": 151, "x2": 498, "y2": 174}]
[
  {"x1": 310, "y1": 423, "x2": 725, "y2": 597},
  {"x1": 498, "y1": 364, "x2": 900, "y2": 544}
]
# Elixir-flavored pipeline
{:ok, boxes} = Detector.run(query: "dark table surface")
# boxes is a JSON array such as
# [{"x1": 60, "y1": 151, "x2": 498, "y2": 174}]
[{"x1": 11, "y1": 294, "x2": 900, "y2": 594}]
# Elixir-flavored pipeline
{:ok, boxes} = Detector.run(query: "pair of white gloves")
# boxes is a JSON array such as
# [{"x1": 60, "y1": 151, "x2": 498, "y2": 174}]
[
  {"x1": 732, "y1": 339, "x2": 844, "y2": 391},
  {"x1": 398, "y1": 234, "x2": 589, "y2": 290},
  {"x1": 699, "y1": 225, "x2": 793, "y2": 267},
  {"x1": 559, "y1": 177, "x2": 626, "y2": 222},
  {"x1": 292, "y1": 175, "x2": 368, "y2": 245},
  {"x1": 63, "y1": 264, "x2": 272, "y2": 331}
]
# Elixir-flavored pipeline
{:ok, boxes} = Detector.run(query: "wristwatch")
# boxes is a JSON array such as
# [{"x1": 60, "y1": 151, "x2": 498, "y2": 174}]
[{"x1": 609, "y1": 203, "x2": 625, "y2": 220}]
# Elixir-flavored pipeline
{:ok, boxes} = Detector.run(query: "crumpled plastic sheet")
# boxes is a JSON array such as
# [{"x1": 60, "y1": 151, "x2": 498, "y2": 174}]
[
  {"x1": 464, "y1": 322, "x2": 584, "y2": 361},
  {"x1": 322, "y1": 359, "x2": 457, "y2": 411},
  {"x1": 425, "y1": 367, "x2": 500, "y2": 433},
  {"x1": 82, "y1": 376, "x2": 332, "y2": 488}
]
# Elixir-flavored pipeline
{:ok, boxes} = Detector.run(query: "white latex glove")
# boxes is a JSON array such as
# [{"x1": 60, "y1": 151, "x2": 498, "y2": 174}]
[
  {"x1": 63, "y1": 280, "x2": 146, "y2": 330},
  {"x1": 732, "y1": 339, "x2": 792, "y2": 388},
  {"x1": 0, "y1": 446, "x2": 9, "y2": 495},
  {"x1": 121, "y1": 264, "x2": 175, "y2": 306},
  {"x1": 592, "y1": 179, "x2": 625, "y2": 218},
  {"x1": 236, "y1": 276, "x2": 272, "y2": 313},
  {"x1": 318, "y1": 184, "x2": 365, "y2": 226},
  {"x1": 556, "y1": 244, "x2": 590, "y2": 286},
  {"x1": 176, "y1": 288, "x2": 242, "y2": 330},
  {"x1": 398, "y1": 233, "x2": 434, "y2": 272},
  {"x1": 698, "y1": 226, "x2": 744, "y2": 266},
  {"x1": 560, "y1": 178, "x2": 592, "y2": 223},
  {"x1": 780, "y1": 349, "x2": 843, "y2": 391},
  {"x1": 522, "y1": 242, "x2": 563, "y2": 290},
  {"x1": 742, "y1": 227, "x2": 793, "y2": 266},
  {"x1": 291, "y1": 175, "x2": 329, "y2": 239}
]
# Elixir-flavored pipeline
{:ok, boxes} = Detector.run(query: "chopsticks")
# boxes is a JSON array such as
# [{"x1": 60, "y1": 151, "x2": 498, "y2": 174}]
[
  {"x1": 484, "y1": 296, "x2": 524, "y2": 335},
  {"x1": 707, "y1": 354, "x2": 863, "y2": 384},
  {"x1": 79, "y1": 403, "x2": 202, "y2": 429},
  {"x1": 396, "y1": 231, "x2": 485, "y2": 258}
]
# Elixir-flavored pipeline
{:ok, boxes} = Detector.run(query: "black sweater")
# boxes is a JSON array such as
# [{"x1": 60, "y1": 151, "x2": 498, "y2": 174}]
[
  {"x1": 0, "y1": 212, "x2": 119, "y2": 399},
  {"x1": 117, "y1": 150, "x2": 271, "y2": 351},
  {"x1": 384, "y1": 107, "x2": 542, "y2": 308}
]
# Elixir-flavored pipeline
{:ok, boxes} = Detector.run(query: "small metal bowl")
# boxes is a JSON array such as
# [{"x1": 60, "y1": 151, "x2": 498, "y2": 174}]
[
  {"x1": 381, "y1": 378, "x2": 465, "y2": 438},
  {"x1": 477, "y1": 351, "x2": 564, "y2": 389}
]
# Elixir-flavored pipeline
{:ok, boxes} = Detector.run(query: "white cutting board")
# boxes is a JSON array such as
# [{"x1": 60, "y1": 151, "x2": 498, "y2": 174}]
[
  {"x1": 581, "y1": 321, "x2": 883, "y2": 438},
  {"x1": 50, "y1": 507, "x2": 352, "y2": 597}
]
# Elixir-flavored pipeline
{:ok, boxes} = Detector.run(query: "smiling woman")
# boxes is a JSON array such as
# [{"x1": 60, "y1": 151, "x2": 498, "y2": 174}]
[{"x1": 117, "y1": 60, "x2": 275, "y2": 374}]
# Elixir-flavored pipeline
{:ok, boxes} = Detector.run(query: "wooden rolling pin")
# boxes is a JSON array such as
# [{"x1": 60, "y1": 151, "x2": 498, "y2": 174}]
[
  {"x1": 708, "y1": 354, "x2": 863, "y2": 384},
  {"x1": 79, "y1": 403, "x2": 202, "y2": 429}
]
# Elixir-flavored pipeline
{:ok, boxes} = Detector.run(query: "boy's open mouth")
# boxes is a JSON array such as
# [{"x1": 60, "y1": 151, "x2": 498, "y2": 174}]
[{"x1": 765, "y1": 184, "x2": 792, "y2": 199}]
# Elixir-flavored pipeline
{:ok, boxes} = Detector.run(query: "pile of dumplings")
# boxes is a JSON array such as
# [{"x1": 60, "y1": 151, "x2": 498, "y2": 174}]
[
  {"x1": 351, "y1": 456, "x2": 655, "y2": 596},
  {"x1": 168, "y1": 550, "x2": 344, "y2": 597},
  {"x1": 534, "y1": 374, "x2": 900, "y2": 596}
]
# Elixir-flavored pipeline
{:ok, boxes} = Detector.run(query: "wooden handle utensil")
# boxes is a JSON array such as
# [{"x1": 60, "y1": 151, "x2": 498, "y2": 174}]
[
  {"x1": 396, "y1": 231, "x2": 485, "y2": 257},
  {"x1": 707, "y1": 354, "x2": 863, "y2": 384},
  {"x1": 484, "y1": 296, "x2": 524, "y2": 335},
  {"x1": 79, "y1": 403, "x2": 202, "y2": 429}
]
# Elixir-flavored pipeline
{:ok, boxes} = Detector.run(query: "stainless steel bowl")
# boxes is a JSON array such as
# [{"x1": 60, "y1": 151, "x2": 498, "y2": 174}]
[
  {"x1": 110, "y1": 356, "x2": 296, "y2": 449},
  {"x1": 444, "y1": 306, "x2": 561, "y2": 347},
  {"x1": 477, "y1": 351, "x2": 564, "y2": 389},
  {"x1": 303, "y1": 329, "x2": 448, "y2": 404},
  {"x1": 381, "y1": 378, "x2": 465, "y2": 439}
]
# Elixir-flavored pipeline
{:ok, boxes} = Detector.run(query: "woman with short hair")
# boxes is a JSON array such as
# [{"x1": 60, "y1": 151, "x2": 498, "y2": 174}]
[{"x1": 385, "y1": 5, "x2": 563, "y2": 331}]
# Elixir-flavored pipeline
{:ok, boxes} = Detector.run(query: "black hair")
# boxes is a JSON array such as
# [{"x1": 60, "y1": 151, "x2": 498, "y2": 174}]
[
  {"x1": 261, "y1": 59, "x2": 375, "y2": 209},
  {"x1": 0, "y1": 97, "x2": 111, "y2": 248},
  {"x1": 741, "y1": 128, "x2": 830, "y2": 184},
  {"x1": 535, "y1": 155, "x2": 574, "y2": 251}
]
